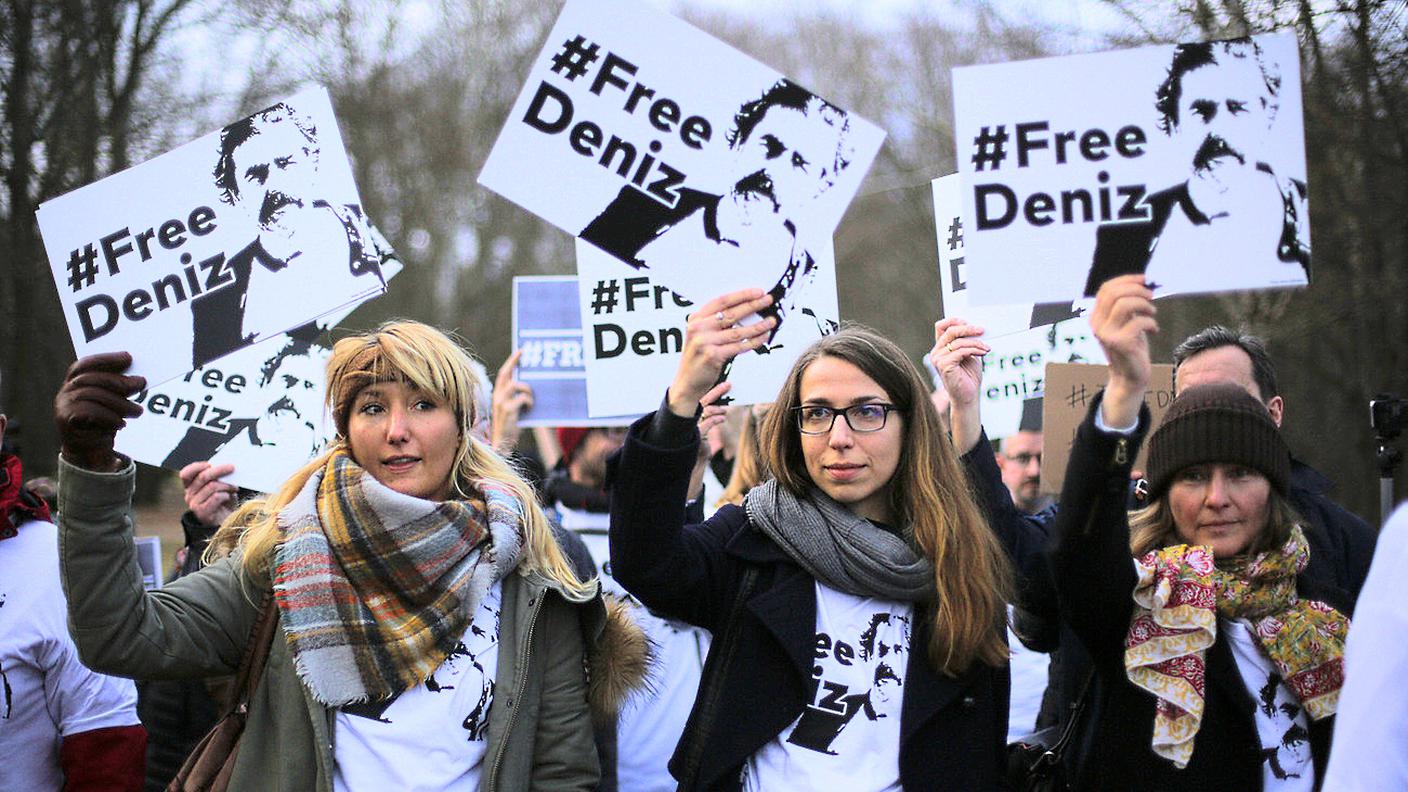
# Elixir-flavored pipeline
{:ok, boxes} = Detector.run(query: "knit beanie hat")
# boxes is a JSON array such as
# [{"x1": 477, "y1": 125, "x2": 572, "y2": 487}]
[
  {"x1": 1145, "y1": 382, "x2": 1290, "y2": 499},
  {"x1": 557, "y1": 427, "x2": 591, "y2": 466}
]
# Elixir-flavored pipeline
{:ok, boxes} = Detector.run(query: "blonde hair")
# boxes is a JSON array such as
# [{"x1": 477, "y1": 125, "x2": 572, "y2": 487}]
[
  {"x1": 715, "y1": 407, "x2": 768, "y2": 508},
  {"x1": 760, "y1": 326, "x2": 1014, "y2": 675},
  {"x1": 208, "y1": 321, "x2": 589, "y2": 596},
  {"x1": 1129, "y1": 488, "x2": 1302, "y2": 560}
]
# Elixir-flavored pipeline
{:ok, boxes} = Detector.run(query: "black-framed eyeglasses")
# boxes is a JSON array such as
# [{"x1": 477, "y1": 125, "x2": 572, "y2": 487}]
[{"x1": 792, "y1": 403, "x2": 900, "y2": 435}]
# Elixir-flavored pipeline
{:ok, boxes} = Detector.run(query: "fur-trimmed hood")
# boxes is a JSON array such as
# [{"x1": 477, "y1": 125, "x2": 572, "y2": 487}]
[{"x1": 586, "y1": 594, "x2": 655, "y2": 725}]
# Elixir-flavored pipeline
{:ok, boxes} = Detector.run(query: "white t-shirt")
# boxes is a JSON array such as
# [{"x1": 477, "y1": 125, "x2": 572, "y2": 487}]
[
  {"x1": 743, "y1": 581, "x2": 911, "y2": 792},
  {"x1": 0, "y1": 520, "x2": 140, "y2": 791},
  {"x1": 1223, "y1": 619, "x2": 1315, "y2": 792},
  {"x1": 1323, "y1": 503, "x2": 1408, "y2": 791},
  {"x1": 1007, "y1": 606, "x2": 1051, "y2": 740},
  {"x1": 332, "y1": 581, "x2": 502, "y2": 792},
  {"x1": 559, "y1": 504, "x2": 710, "y2": 792}
]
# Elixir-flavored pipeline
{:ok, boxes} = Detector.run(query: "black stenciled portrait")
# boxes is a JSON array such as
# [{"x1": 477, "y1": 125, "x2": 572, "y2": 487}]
[
  {"x1": 581, "y1": 79, "x2": 851, "y2": 351},
  {"x1": 162, "y1": 322, "x2": 329, "y2": 471},
  {"x1": 1085, "y1": 38, "x2": 1310, "y2": 297},
  {"x1": 191, "y1": 101, "x2": 388, "y2": 369}
]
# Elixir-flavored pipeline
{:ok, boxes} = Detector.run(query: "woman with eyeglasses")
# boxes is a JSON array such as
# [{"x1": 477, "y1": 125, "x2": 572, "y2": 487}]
[{"x1": 609, "y1": 289, "x2": 1021, "y2": 791}]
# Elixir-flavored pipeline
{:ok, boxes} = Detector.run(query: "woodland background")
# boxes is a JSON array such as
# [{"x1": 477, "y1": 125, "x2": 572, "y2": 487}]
[{"x1": 3, "y1": 0, "x2": 1405, "y2": 523}]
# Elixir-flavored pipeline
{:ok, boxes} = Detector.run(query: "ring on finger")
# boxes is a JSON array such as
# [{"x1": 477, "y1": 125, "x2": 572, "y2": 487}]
[{"x1": 715, "y1": 311, "x2": 727, "y2": 326}]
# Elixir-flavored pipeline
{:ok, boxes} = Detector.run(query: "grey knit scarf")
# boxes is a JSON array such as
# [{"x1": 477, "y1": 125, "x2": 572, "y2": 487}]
[{"x1": 744, "y1": 479, "x2": 934, "y2": 602}]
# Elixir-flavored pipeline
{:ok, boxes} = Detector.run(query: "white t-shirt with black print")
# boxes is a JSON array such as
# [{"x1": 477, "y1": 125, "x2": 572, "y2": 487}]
[
  {"x1": 560, "y1": 504, "x2": 711, "y2": 792},
  {"x1": 332, "y1": 581, "x2": 501, "y2": 792},
  {"x1": 742, "y1": 581, "x2": 911, "y2": 792},
  {"x1": 1223, "y1": 619, "x2": 1315, "y2": 792}
]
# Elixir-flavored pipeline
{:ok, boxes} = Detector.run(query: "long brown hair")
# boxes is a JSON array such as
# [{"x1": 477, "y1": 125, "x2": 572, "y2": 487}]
[
  {"x1": 208, "y1": 321, "x2": 589, "y2": 597},
  {"x1": 758, "y1": 326, "x2": 1013, "y2": 675}
]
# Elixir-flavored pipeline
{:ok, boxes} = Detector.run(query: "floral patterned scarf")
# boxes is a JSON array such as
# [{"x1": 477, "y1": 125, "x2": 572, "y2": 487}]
[{"x1": 1124, "y1": 525, "x2": 1348, "y2": 768}]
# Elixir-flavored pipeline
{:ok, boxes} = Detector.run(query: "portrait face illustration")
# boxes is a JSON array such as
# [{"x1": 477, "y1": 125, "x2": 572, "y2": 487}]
[
  {"x1": 256, "y1": 348, "x2": 326, "y2": 458},
  {"x1": 1175, "y1": 58, "x2": 1275, "y2": 188},
  {"x1": 231, "y1": 118, "x2": 320, "y2": 237},
  {"x1": 732, "y1": 100, "x2": 848, "y2": 216}
]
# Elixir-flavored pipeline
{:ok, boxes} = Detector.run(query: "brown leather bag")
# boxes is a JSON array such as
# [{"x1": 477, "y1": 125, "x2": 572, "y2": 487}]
[{"x1": 167, "y1": 592, "x2": 279, "y2": 792}]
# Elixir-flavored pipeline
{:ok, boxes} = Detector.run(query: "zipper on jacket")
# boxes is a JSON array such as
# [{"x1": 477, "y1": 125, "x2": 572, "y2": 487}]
[
  {"x1": 1113, "y1": 437, "x2": 1129, "y2": 466},
  {"x1": 486, "y1": 590, "x2": 545, "y2": 787}
]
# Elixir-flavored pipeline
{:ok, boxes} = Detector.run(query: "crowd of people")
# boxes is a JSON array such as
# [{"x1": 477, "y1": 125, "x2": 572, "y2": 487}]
[{"x1": 1, "y1": 272, "x2": 1402, "y2": 792}]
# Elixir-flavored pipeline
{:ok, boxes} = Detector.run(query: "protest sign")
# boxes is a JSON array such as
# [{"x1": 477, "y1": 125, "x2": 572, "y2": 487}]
[
  {"x1": 576, "y1": 238, "x2": 838, "y2": 415},
  {"x1": 512, "y1": 276, "x2": 638, "y2": 426},
  {"x1": 114, "y1": 255, "x2": 401, "y2": 495},
  {"x1": 480, "y1": 0, "x2": 881, "y2": 336},
  {"x1": 38, "y1": 86, "x2": 391, "y2": 387},
  {"x1": 932, "y1": 174, "x2": 1105, "y2": 438},
  {"x1": 1040, "y1": 362, "x2": 1176, "y2": 495},
  {"x1": 134, "y1": 536, "x2": 163, "y2": 590},
  {"x1": 953, "y1": 33, "x2": 1308, "y2": 306}
]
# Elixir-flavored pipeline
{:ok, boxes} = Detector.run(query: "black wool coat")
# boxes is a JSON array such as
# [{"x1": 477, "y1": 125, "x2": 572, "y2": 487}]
[{"x1": 607, "y1": 407, "x2": 1047, "y2": 792}]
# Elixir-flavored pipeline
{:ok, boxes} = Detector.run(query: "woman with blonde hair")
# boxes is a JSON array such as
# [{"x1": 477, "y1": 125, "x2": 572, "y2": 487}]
[
  {"x1": 53, "y1": 320, "x2": 644, "y2": 791},
  {"x1": 609, "y1": 289, "x2": 1024, "y2": 791},
  {"x1": 1050, "y1": 276, "x2": 1351, "y2": 789}
]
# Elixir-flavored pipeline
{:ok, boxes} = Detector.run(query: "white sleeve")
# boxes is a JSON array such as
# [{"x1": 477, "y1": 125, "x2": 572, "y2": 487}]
[
  {"x1": 1322, "y1": 505, "x2": 1408, "y2": 791},
  {"x1": 1093, "y1": 405, "x2": 1139, "y2": 435},
  {"x1": 39, "y1": 567, "x2": 141, "y2": 736}
]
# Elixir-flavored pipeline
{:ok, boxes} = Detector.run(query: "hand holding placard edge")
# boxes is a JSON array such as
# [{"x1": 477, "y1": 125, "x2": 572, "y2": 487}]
[{"x1": 54, "y1": 351, "x2": 145, "y2": 472}]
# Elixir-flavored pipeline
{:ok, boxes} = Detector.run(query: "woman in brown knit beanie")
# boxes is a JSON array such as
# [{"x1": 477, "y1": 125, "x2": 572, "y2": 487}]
[{"x1": 1048, "y1": 275, "x2": 1353, "y2": 791}]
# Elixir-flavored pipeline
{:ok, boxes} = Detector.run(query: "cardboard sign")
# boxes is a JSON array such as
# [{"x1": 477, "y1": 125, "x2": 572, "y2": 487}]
[
  {"x1": 1040, "y1": 362, "x2": 1176, "y2": 495},
  {"x1": 38, "y1": 87, "x2": 390, "y2": 386},
  {"x1": 115, "y1": 255, "x2": 401, "y2": 495},
  {"x1": 480, "y1": 0, "x2": 881, "y2": 334},
  {"x1": 512, "y1": 276, "x2": 638, "y2": 426},
  {"x1": 953, "y1": 33, "x2": 1308, "y2": 306},
  {"x1": 932, "y1": 174, "x2": 1105, "y2": 438},
  {"x1": 576, "y1": 237, "x2": 838, "y2": 415}
]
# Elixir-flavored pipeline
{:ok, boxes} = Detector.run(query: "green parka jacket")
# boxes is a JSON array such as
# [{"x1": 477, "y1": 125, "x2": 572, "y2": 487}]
[{"x1": 56, "y1": 456, "x2": 639, "y2": 792}]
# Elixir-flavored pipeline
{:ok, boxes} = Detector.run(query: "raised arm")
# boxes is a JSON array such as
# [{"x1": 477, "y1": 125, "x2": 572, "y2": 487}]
[
  {"x1": 54, "y1": 353, "x2": 256, "y2": 680},
  {"x1": 930, "y1": 317, "x2": 1050, "y2": 595},
  {"x1": 1050, "y1": 275, "x2": 1157, "y2": 668},
  {"x1": 608, "y1": 289, "x2": 774, "y2": 629}
]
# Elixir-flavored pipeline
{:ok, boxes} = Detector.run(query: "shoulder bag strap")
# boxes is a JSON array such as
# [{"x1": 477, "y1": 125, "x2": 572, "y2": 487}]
[
  {"x1": 1026, "y1": 668, "x2": 1096, "y2": 787},
  {"x1": 231, "y1": 590, "x2": 280, "y2": 710}
]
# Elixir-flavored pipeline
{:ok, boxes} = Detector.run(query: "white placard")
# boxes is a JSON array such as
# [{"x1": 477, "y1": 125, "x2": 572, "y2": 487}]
[
  {"x1": 575, "y1": 238, "x2": 838, "y2": 415},
  {"x1": 953, "y1": 33, "x2": 1309, "y2": 305},
  {"x1": 480, "y1": 0, "x2": 881, "y2": 333},
  {"x1": 932, "y1": 173, "x2": 1105, "y2": 438},
  {"x1": 38, "y1": 87, "x2": 389, "y2": 386},
  {"x1": 115, "y1": 255, "x2": 401, "y2": 495}
]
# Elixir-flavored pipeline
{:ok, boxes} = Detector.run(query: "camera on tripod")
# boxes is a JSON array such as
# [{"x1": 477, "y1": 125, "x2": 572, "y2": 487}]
[
  {"x1": 1372, "y1": 395, "x2": 1406, "y2": 440},
  {"x1": 1372, "y1": 394, "x2": 1406, "y2": 523}
]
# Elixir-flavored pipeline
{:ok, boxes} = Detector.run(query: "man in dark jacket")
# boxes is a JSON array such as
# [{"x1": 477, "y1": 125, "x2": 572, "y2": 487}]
[{"x1": 1171, "y1": 325, "x2": 1376, "y2": 601}]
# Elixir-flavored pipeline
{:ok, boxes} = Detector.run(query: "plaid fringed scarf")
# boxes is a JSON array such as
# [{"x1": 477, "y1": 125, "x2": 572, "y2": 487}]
[
  {"x1": 1124, "y1": 525, "x2": 1348, "y2": 768},
  {"x1": 272, "y1": 448, "x2": 526, "y2": 706}
]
